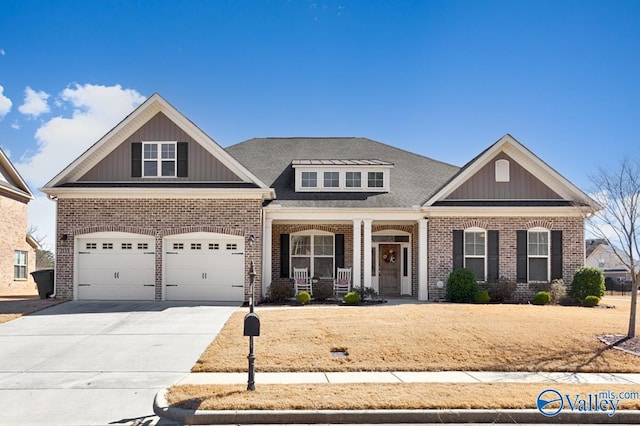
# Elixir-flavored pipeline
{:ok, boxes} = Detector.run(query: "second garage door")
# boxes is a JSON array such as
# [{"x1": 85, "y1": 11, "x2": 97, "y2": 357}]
[{"x1": 164, "y1": 233, "x2": 245, "y2": 301}]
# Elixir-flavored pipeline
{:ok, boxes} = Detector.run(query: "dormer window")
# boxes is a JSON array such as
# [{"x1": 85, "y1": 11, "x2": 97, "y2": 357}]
[
  {"x1": 346, "y1": 171, "x2": 361, "y2": 188},
  {"x1": 324, "y1": 172, "x2": 339, "y2": 188},
  {"x1": 301, "y1": 171, "x2": 317, "y2": 188},
  {"x1": 368, "y1": 172, "x2": 384, "y2": 188},
  {"x1": 292, "y1": 159, "x2": 393, "y2": 192}
]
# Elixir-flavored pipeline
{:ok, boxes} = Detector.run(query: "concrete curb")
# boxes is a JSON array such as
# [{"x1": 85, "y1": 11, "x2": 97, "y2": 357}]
[{"x1": 153, "y1": 389, "x2": 640, "y2": 424}]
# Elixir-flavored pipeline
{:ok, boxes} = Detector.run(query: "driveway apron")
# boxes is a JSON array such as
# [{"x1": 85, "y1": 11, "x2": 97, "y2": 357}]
[{"x1": 0, "y1": 301, "x2": 239, "y2": 426}]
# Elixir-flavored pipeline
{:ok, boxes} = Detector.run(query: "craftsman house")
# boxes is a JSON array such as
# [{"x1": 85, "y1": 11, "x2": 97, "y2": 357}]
[{"x1": 41, "y1": 94, "x2": 597, "y2": 302}]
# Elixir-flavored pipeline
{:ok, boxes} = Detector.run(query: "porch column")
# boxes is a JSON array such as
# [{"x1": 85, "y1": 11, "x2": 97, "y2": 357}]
[
  {"x1": 352, "y1": 219, "x2": 362, "y2": 286},
  {"x1": 363, "y1": 219, "x2": 373, "y2": 288},
  {"x1": 418, "y1": 218, "x2": 429, "y2": 301},
  {"x1": 262, "y1": 217, "x2": 273, "y2": 298}
]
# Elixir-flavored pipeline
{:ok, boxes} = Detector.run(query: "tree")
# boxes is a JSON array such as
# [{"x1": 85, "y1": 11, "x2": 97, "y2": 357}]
[{"x1": 587, "y1": 158, "x2": 640, "y2": 338}]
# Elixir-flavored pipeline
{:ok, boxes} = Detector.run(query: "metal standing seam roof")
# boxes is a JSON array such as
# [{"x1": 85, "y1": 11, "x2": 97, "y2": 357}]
[{"x1": 291, "y1": 159, "x2": 394, "y2": 166}]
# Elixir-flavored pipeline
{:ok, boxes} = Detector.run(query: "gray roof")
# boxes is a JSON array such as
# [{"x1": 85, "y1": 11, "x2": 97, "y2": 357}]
[{"x1": 225, "y1": 137, "x2": 460, "y2": 208}]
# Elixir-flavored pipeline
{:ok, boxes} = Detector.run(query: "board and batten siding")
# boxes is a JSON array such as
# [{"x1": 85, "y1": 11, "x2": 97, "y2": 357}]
[
  {"x1": 446, "y1": 152, "x2": 562, "y2": 200},
  {"x1": 79, "y1": 112, "x2": 242, "y2": 182}
]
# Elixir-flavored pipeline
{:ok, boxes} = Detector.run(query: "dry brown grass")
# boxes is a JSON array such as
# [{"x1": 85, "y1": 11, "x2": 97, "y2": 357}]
[
  {"x1": 193, "y1": 296, "x2": 640, "y2": 373},
  {"x1": 168, "y1": 383, "x2": 640, "y2": 411},
  {"x1": 0, "y1": 297, "x2": 65, "y2": 325}
]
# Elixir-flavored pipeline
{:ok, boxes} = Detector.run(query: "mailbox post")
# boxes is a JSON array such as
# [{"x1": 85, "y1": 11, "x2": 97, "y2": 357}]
[{"x1": 243, "y1": 256, "x2": 259, "y2": 391}]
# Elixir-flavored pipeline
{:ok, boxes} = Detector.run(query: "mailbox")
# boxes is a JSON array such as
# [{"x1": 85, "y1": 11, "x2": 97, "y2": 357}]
[{"x1": 243, "y1": 312, "x2": 260, "y2": 337}]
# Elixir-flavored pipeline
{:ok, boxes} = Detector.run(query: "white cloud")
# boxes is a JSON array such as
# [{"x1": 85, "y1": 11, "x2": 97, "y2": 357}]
[
  {"x1": 0, "y1": 85, "x2": 12, "y2": 119},
  {"x1": 18, "y1": 87, "x2": 51, "y2": 118},
  {"x1": 11, "y1": 121, "x2": 20, "y2": 130},
  {"x1": 19, "y1": 83, "x2": 146, "y2": 249},
  {"x1": 0, "y1": 49, "x2": 5, "y2": 56}
]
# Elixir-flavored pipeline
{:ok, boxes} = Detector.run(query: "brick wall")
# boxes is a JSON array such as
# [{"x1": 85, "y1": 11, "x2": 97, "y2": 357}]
[
  {"x1": 55, "y1": 198, "x2": 262, "y2": 301},
  {"x1": 428, "y1": 216, "x2": 585, "y2": 302},
  {"x1": 0, "y1": 194, "x2": 37, "y2": 293}
]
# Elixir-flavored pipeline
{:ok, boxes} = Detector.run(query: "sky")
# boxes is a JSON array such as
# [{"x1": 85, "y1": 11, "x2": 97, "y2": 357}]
[{"x1": 1, "y1": 0, "x2": 640, "y2": 250}]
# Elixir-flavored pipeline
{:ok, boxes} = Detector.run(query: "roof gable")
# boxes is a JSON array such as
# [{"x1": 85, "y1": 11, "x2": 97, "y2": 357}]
[
  {"x1": 42, "y1": 94, "x2": 270, "y2": 192},
  {"x1": 0, "y1": 147, "x2": 34, "y2": 200}
]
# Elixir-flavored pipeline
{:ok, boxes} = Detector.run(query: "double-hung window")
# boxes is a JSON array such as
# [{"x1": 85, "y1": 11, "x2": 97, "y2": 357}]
[
  {"x1": 528, "y1": 230, "x2": 549, "y2": 282},
  {"x1": 464, "y1": 229, "x2": 486, "y2": 281},
  {"x1": 14, "y1": 251, "x2": 27, "y2": 280},
  {"x1": 143, "y1": 142, "x2": 176, "y2": 177},
  {"x1": 290, "y1": 233, "x2": 334, "y2": 278}
]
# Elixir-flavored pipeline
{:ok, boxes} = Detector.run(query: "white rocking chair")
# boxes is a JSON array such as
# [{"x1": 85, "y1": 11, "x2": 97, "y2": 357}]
[
  {"x1": 293, "y1": 267, "x2": 312, "y2": 294},
  {"x1": 333, "y1": 267, "x2": 352, "y2": 297}
]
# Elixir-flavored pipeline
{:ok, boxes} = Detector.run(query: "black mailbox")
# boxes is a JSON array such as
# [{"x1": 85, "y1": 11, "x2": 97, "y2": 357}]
[{"x1": 243, "y1": 312, "x2": 260, "y2": 337}]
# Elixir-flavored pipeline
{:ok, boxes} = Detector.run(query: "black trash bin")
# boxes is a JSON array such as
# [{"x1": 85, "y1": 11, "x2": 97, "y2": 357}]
[{"x1": 30, "y1": 269, "x2": 54, "y2": 300}]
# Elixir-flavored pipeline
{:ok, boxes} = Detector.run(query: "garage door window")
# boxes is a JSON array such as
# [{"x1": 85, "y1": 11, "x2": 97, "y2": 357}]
[{"x1": 290, "y1": 233, "x2": 334, "y2": 278}]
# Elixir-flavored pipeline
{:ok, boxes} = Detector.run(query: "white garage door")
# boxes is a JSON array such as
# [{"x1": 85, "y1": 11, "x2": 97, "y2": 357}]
[
  {"x1": 164, "y1": 233, "x2": 245, "y2": 301},
  {"x1": 76, "y1": 233, "x2": 156, "y2": 300}
]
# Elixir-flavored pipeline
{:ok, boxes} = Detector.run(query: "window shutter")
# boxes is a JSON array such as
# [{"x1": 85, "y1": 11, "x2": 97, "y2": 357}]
[
  {"x1": 516, "y1": 230, "x2": 527, "y2": 283},
  {"x1": 487, "y1": 230, "x2": 499, "y2": 282},
  {"x1": 280, "y1": 234, "x2": 290, "y2": 278},
  {"x1": 453, "y1": 230, "x2": 463, "y2": 270},
  {"x1": 335, "y1": 234, "x2": 345, "y2": 272},
  {"x1": 131, "y1": 142, "x2": 142, "y2": 178},
  {"x1": 177, "y1": 142, "x2": 188, "y2": 177},
  {"x1": 551, "y1": 230, "x2": 563, "y2": 280}
]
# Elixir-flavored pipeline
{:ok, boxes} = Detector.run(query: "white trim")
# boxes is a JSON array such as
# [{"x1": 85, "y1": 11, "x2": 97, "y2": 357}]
[
  {"x1": 527, "y1": 227, "x2": 550, "y2": 283},
  {"x1": 263, "y1": 217, "x2": 273, "y2": 299},
  {"x1": 40, "y1": 187, "x2": 274, "y2": 200},
  {"x1": 293, "y1": 167, "x2": 390, "y2": 192},
  {"x1": 363, "y1": 219, "x2": 373, "y2": 289},
  {"x1": 464, "y1": 227, "x2": 487, "y2": 282},
  {"x1": 418, "y1": 218, "x2": 428, "y2": 301},
  {"x1": 289, "y1": 232, "x2": 335, "y2": 279},
  {"x1": 0, "y1": 147, "x2": 34, "y2": 200},
  {"x1": 352, "y1": 219, "x2": 362, "y2": 287},
  {"x1": 425, "y1": 206, "x2": 590, "y2": 217},
  {"x1": 495, "y1": 159, "x2": 510, "y2": 182},
  {"x1": 142, "y1": 141, "x2": 177, "y2": 178}
]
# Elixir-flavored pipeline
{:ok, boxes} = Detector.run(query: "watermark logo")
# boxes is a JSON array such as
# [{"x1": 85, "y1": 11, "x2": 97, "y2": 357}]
[{"x1": 536, "y1": 388, "x2": 639, "y2": 417}]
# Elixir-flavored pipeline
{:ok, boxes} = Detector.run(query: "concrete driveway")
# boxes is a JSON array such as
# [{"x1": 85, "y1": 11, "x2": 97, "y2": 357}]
[{"x1": 0, "y1": 301, "x2": 239, "y2": 426}]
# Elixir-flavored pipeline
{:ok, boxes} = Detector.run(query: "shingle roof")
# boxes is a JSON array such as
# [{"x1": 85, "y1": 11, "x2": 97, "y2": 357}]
[{"x1": 225, "y1": 137, "x2": 460, "y2": 208}]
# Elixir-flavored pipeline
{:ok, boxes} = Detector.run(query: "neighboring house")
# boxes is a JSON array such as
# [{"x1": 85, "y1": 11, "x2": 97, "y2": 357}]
[
  {"x1": 41, "y1": 94, "x2": 598, "y2": 302},
  {"x1": 0, "y1": 147, "x2": 38, "y2": 295},
  {"x1": 585, "y1": 239, "x2": 634, "y2": 285}
]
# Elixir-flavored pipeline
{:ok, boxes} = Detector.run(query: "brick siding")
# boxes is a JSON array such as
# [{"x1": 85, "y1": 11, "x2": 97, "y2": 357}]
[{"x1": 0, "y1": 194, "x2": 37, "y2": 293}]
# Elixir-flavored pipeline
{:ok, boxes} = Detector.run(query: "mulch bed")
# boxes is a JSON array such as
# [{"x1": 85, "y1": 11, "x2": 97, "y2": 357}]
[{"x1": 599, "y1": 334, "x2": 640, "y2": 357}]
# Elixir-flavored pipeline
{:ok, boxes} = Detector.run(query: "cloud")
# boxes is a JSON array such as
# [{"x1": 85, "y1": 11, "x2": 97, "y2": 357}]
[
  {"x1": 0, "y1": 49, "x2": 5, "y2": 56},
  {"x1": 18, "y1": 87, "x2": 51, "y2": 118},
  {"x1": 11, "y1": 121, "x2": 20, "y2": 130},
  {"x1": 0, "y1": 85, "x2": 12, "y2": 119}
]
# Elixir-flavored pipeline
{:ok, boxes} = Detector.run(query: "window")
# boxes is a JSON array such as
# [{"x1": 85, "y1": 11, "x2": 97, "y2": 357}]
[
  {"x1": 290, "y1": 234, "x2": 334, "y2": 278},
  {"x1": 495, "y1": 159, "x2": 510, "y2": 182},
  {"x1": 368, "y1": 172, "x2": 384, "y2": 188},
  {"x1": 209, "y1": 243, "x2": 219, "y2": 250},
  {"x1": 14, "y1": 251, "x2": 27, "y2": 280},
  {"x1": 323, "y1": 171, "x2": 339, "y2": 188},
  {"x1": 137, "y1": 243, "x2": 148, "y2": 250},
  {"x1": 86, "y1": 243, "x2": 97, "y2": 250},
  {"x1": 121, "y1": 243, "x2": 132, "y2": 250},
  {"x1": 143, "y1": 142, "x2": 176, "y2": 177},
  {"x1": 226, "y1": 243, "x2": 238, "y2": 250},
  {"x1": 464, "y1": 230, "x2": 486, "y2": 281},
  {"x1": 346, "y1": 171, "x2": 361, "y2": 188},
  {"x1": 301, "y1": 171, "x2": 317, "y2": 188},
  {"x1": 191, "y1": 243, "x2": 202, "y2": 250},
  {"x1": 173, "y1": 243, "x2": 184, "y2": 250},
  {"x1": 528, "y1": 230, "x2": 549, "y2": 282},
  {"x1": 102, "y1": 243, "x2": 113, "y2": 250}
]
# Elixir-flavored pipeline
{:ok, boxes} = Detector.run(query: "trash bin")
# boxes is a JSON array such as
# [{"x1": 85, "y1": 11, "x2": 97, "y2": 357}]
[{"x1": 30, "y1": 269, "x2": 54, "y2": 300}]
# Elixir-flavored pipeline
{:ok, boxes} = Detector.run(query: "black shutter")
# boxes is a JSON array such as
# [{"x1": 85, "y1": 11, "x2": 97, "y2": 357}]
[
  {"x1": 280, "y1": 234, "x2": 290, "y2": 278},
  {"x1": 516, "y1": 230, "x2": 528, "y2": 283},
  {"x1": 487, "y1": 230, "x2": 499, "y2": 282},
  {"x1": 131, "y1": 142, "x2": 142, "y2": 178},
  {"x1": 551, "y1": 230, "x2": 563, "y2": 281},
  {"x1": 335, "y1": 234, "x2": 345, "y2": 272},
  {"x1": 177, "y1": 142, "x2": 188, "y2": 177},
  {"x1": 453, "y1": 230, "x2": 463, "y2": 270}
]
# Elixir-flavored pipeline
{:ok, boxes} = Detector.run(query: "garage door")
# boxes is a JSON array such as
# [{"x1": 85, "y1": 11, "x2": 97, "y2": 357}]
[
  {"x1": 76, "y1": 233, "x2": 156, "y2": 300},
  {"x1": 164, "y1": 233, "x2": 245, "y2": 301}
]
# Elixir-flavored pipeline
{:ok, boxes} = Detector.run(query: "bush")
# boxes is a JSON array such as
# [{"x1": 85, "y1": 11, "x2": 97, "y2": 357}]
[
  {"x1": 570, "y1": 267, "x2": 605, "y2": 303},
  {"x1": 532, "y1": 291, "x2": 551, "y2": 305},
  {"x1": 343, "y1": 291, "x2": 361, "y2": 305},
  {"x1": 485, "y1": 276, "x2": 516, "y2": 303},
  {"x1": 266, "y1": 282, "x2": 294, "y2": 303},
  {"x1": 446, "y1": 269, "x2": 478, "y2": 303},
  {"x1": 296, "y1": 291, "x2": 311, "y2": 304},
  {"x1": 583, "y1": 295, "x2": 601, "y2": 307},
  {"x1": 549, "y1": 279, "x2": 566, "y2": 304},
  {"x1": 313, "y1": 281, "x2": 334, "y2": 301},
  {"x1": 474, "y1": 290, "x2": 491, "y2": 304},
  {"x1": 353, "y1": 285, "x2": 378, "y2": 300}
]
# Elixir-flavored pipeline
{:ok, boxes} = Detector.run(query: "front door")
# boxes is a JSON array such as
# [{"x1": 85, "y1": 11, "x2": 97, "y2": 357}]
[{"x1": 379, "y1": 244, "x2": 401, "y2": 296}]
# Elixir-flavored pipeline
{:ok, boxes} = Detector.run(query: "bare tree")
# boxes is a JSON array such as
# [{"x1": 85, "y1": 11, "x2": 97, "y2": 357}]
[{"x1": 588, "y1": 158, "x2": 640, "y2": 338}]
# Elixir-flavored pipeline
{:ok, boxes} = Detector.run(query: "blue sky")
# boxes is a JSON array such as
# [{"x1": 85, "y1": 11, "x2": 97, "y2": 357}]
[{"x1": 1, "y1": 0, "x2": 640, "y2": 249}]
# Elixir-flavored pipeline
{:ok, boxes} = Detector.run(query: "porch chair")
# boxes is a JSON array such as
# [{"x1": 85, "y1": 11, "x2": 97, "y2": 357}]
[
  {"x1": 334, "y1": 267, "x2": 352, "y2": 297},
  {"x1": 293, "y1": 267, "x2": 313, "y2": 294}
]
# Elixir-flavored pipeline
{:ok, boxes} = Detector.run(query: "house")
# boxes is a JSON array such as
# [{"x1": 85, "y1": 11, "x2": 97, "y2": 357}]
[
  {"x1": 585, "y1": 239, "x2": 634, "y2": 288},
  {"x1": 41, "y1": 94, "x2": 598, "y2": 302},
  {"x1": 0, "y1": 147, "x2": 38, "y2": 295}
]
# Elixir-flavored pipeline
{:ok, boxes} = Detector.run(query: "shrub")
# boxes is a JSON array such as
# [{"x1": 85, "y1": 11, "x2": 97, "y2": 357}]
[
  {"x1": 313, "y1": 281, "x2": 334, "y2": 301},
  {"x1": 266, "y1": 282, "x2": 294, "y2": 303},
  {"x1": 485, "y1": 276, "x2": 516, "y2": 303},
  {"x1": 296, "y1": 291, "x2": 311, "y2": 304},
  {"x1": 474, "y1": 290, "x2": 491, "y2": 304},
  {"x1": 446, "y1": 269, "x2": 478, "y2": 303},
  {"x1": 549, "y1": 279, "x2": 566, "y2": 304},
  {"x1": 570, "y1": 267, "x2": 605, "y2": 303},
  {"x1": 343, "y1": 291, "x2": 361, "y2": 305},
  {"x1": 583, "y1": 295, "x2": 601, "y2": 307},
  {"x1": 352, "y1": 286, "x2": 378, "y2": 300},
  {"x1": 532, "y1": 291, "x2": 551, "y2": 305}
]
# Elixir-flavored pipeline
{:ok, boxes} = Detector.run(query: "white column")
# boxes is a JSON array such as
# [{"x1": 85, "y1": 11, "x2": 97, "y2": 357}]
[
  {"x1": 363, "y1": 219, "x2": 373, "y2": 288},
  {"x1": 418, "y1": 218, "x2": 429, "y2": 301},
  {"x1": 262, "y1": 217, "x2": 273, "y2": 299},
  {"x1": 352, "y1": 219, "x2": 362, "y2": 287}
]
